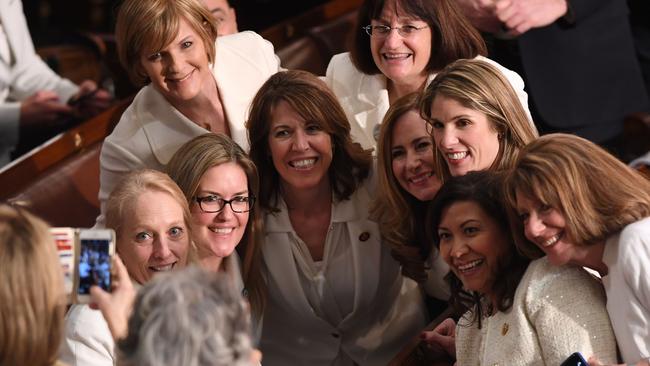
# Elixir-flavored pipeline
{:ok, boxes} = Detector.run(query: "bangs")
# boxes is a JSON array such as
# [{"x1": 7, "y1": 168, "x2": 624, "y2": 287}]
[{"x1": 139, "y1": 12, "x2": 180, "y2": 57}]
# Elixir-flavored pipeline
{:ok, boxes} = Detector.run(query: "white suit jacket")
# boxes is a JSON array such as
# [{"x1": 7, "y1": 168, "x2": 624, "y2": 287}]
[
  {"x1": 0, "y1": 0, "x2": 78, "y2": 165},
  {"x1": 97, "y1": 31, "x2": 280, "y2": 224},
  {"x1": 325, "y1": 53, "x2": 531, "y2": 150},
  {"x1": 260, "y1": 178, "x2": 428, "y2": 365}
]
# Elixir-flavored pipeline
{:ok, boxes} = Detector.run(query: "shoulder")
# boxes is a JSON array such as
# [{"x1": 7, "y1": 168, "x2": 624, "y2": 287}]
[
  {"x1": 325, "y1": 52, "x2": 364, "y2": 94},
  {"x1": 216, "y1": 31, "x2": 278, "y2": 67},
  {"x1": 65, "y1": 305, "x2": 112, "y2": 340},
  {"x1": 60, "y1": 305, "x2": 114, "y2": 365}
]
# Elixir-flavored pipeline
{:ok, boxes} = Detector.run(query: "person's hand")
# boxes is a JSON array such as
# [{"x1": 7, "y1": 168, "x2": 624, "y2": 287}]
[
  {"x1": 455, "y1": 0, "x2": 503, "y2": 33},
  {"x1": 421, "y1": 317, "x2": 457, "y2": 359},
  {"x1": 493, "y1": 0, "x2": 568, "y2": 35},
  {"x1": 19, "y1": 90, "x2": 73, "y2": 127},
  {"x1": 89, "y1": 254, "x2": 135, "y2": 341},
  {"x1": 68, "y1": 80, "x2": 112, "y2": 119},
  {"x1": 589, "y1": 356, "x2": 650, "y2": 366}
]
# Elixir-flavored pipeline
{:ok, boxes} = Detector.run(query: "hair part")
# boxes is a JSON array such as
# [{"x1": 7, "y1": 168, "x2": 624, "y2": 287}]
[
  {"x1": 117, "y1": 266, "x2": 255, "y2": 366},
  {"x1": 0, "y1": 204, "x2": 65, "y2": 366},
  {"x1": 166, "y1": 133, "x2": 266, "y2": 318},
  {"x1": 115, "y1": 0, "x2": 218, "y2": 85},
  {"x1": 427, "y1": 171, "x2": 530, "y2": 326},
  {"x1": 420, "y1": 58, "x2": 538, "y2": 182},
  {"x1": 351, "y1": 0, "x2": 486, "y2": 75},
  {"x1": 246, "y1": 70, "x2": 373, "y2": 211},
  {"x1": 504, "y1": 133, "x2": 650, "y2": 258}
]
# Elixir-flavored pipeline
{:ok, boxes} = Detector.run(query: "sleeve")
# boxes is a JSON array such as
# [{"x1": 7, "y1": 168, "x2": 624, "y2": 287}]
[
  {"x1": 565, "y1": 0, "x2": 613, "y2": 24},
  {"x1": 620, "y1": 228, "x2": 650, "y2": 318},
  {"x1": 59, "y1": 305, "x2": 115, "y2": 366},
  {"x1": 526, "y1": 264, "x2": 618, "y2": 365}
]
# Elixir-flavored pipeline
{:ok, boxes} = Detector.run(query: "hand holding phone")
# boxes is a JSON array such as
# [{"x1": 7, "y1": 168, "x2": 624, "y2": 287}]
[
  {"x1": 77, "y1": 229, "x2": 115, "y2": 303},
  {"x1": 561, "y1": 352, "x2": 590, "y2": 366}
]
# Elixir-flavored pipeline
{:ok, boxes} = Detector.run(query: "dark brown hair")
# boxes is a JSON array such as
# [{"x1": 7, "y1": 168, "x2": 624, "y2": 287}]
[
  {"x1": 428, "y1": 171, "x2": 530, "y2": 326},
  {"x1": 246, "y1": 70, "x2": 373, "y2": 211},
  {"x1": 351, "y1": 0, "x2": 486, "y2": 75}
]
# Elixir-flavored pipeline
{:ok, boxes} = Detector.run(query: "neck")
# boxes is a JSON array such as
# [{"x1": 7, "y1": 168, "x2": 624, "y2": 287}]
[
  {"x1": 200, "y1": 254, "x2": 224, "y2": 273},
  {"x1": 169, "y1": 75, "x2": 223, "y2": 129},
  {"x1": 570, "y1": 241, "x2": 608, "y2": 276},
  {"x1": 282, "y1": 179, "x2": 332, "y2": 214},
  {"x1": 387, "y1": 75, "x2": 427, "y2": 104}
]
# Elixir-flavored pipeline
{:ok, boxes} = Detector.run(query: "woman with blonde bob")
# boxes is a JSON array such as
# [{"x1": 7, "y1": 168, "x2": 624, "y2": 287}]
[
  {"x1": 247, "y1": 70, "x2": 427, "y2": 365},
  {"x1": 166, "y1": 133, "x2": 264, "y2": 318},
  {"x1": 504, "y1": 133, "x2": 650, "y2": 365},
  {"x1": 61, "y1": 170, "x2": 193, "y2": 366},
  {"x1": 0, "y1": 204, "x2": 67, "y2": 366},
  {"x1": 420, "y1": 58, "x2": 538, "y2": 183},
  {"x1": 371, "y1": 93, "x2": 448, "y2": 301}
]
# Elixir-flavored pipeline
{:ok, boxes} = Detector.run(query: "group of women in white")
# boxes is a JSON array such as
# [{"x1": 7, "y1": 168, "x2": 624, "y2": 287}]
[{"x1": 1, "y1": 0, "x2": 647, "y2": 365}]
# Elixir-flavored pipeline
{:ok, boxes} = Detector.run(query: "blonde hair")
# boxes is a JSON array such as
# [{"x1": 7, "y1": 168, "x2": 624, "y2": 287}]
[
  {"x1": 420, "y1": 58, "x2": 538, "y2": 182},
  {"x1": 115, "y1": 0, "x2": 218, "y2": 85},
  {"x1": 105, "y1": 169, "x2": 195, "y2": 259},
  {"x1": 371, "y1": 93, "x2": 432, "y2": 282},
  {"x1": 166, "y1": 133, "x2": 265, "y2": 318},
  {"x1": 504, "y1": 133, "x2": 650, "y2": 258},
  {"x1": 0, "y1": 205, "x2": 65, "y2": 366}
]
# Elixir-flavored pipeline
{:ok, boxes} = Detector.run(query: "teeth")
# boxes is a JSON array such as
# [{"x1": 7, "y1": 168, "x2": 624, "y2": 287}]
[
  {"x1": 210, "y1": 227, "x2": 234, "y2": 234},
  {"x1": 447, "y1": 152, "x2": 468, "y2": 160},
  {"x1": 542, "y1": 234, "x2": 560, "y2": 247},
  {"x1": 167, "y1": 70, "x2": 192, "y2": 82},
  {"x1": 291, "y1": 159, "x2": 316, "y2": 168},
  {"x1": 150, "y1": 263, "x2": 174, "y2": 272},
  {"x1": 384, "y1": 53, "x2": 410, "y2": 59},
  {"x1": 457, "y1": 259, "x2": 483, "y2": 272},
  {"x1": 409, "y1": 172, "x2": 432, "y2": 184}
]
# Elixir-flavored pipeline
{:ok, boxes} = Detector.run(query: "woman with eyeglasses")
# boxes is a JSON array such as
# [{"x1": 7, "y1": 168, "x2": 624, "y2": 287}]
[
  {"x1": 325, "y1": 0, "x2": 531, "y2": 150},
  {"x1": 166, "y1": 133, "x2": 264, "y2": 319},
  {"x1": 247, "y1": 70, "x2": 427, "y2": 365}
]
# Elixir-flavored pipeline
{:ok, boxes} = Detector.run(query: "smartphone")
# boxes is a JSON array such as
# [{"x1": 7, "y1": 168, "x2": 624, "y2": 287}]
[
  {"x1": 561, "y1": 352, "x2": 590, "y2": 366},
  {"x1": 76, "y1": 229, "x2": 115, "y2": 303}
]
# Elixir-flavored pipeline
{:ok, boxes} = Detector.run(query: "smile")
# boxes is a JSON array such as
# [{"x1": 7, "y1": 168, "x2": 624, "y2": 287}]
[
  {"x1": 446, "y1": 151, "x2": 468, "y2": 161},
  {"x1": 149, "y1": 262, "x2": 176, "y2": 272},
  {"x1": 382, "y1": 52, "x2": 411, "y2": 61},
  {"x1": 408, "y1": 172, "x2": 432, "y2": 184},
  {"x1": 209, "y1": 227, "x2": 234, "y2": 234},
  {"x1": 540, "y1": 233, "x2": 562, "y2": 248},
  {"x1": 165, "y1": 69, "x2": 194, "y2": 83},
  {"x1": 289, "y1": 158, "x2": 317, "y2": 169},
  {"x1": 456, "y1": 259, "x2": 484, "y2": 273}
]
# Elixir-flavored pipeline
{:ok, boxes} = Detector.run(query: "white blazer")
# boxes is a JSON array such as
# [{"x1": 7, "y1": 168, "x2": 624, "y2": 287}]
[
  {"x1": 97, "y1": 31, "x2": 280, "y2": 224},
  {"x1": 325, "y1": 53, "x2": 531, "y2": 150},
  {"x1": 260, "y1": 178, "x2": 428, "y2": 365},
  {"x1": 0, "y1": 0, "x2": 78, "y2": 165}
]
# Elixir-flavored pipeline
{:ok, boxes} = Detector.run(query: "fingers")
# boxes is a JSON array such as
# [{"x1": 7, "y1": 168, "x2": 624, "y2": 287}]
[{"x1": 433, "y1": 317, "x2": 457, "y2": 336}]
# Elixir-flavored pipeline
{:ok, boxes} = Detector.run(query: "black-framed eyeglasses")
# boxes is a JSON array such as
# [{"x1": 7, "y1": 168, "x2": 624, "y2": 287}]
[
  {"x1": 363, "y1": 24, "x2": 429, "y2": 38},
  {"x1": 193, "y1": 195, "x2": 255, "y2": 213}
]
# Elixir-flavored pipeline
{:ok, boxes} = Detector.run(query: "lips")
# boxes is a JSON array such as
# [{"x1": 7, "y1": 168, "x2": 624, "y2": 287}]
[
  {"x1": 382, "y1": 52, "x2": 412, "y2": 61},
  {"x1": 408, "y1": 171, "x2": 433, "y2": 185},
  {"x1": 209, "y1": 227, "x2": 234, "y2": 235},
  {"x1": 455, "y1": 258, "x2": 484, "y2": 274},
  {"x1": 446, "y1": 151, "x2": 468, "y2": 162},
  {"x1": 165, "y1": 69, "x2": 194, "y2": 83},
  {"x1": 149, "y1": 262, "x2": 176, "y2": 272},
  {"x1": 289, "y1": 158, "x2": 317, "y2": 170},
  {"x1": 540, "y1": 232, "x2": 562, "y2": 248}
]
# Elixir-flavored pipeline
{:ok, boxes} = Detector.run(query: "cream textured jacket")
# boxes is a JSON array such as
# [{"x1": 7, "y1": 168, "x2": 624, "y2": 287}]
[{"x1": 456, "y1": 257, "x2": 617, "y2": 366}]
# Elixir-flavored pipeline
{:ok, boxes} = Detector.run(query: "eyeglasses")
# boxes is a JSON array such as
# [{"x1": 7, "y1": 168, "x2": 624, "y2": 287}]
[
  {"x1": 194, "y1": 195, "x2": 255, "y2": 213},
  {"x1": 363, "y1": 24, "x2": 429, "y2": 38}
]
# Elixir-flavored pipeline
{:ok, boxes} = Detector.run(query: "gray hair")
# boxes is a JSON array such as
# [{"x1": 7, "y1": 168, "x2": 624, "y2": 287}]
[{"x1": 117, "y1": 266, "x2": 255, "y2": 366}]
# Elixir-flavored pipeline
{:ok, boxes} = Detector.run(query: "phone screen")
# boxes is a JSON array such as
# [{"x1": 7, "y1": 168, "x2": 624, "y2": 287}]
[
  {"x1": 78, "y1": 238, "x2": 112, "y2": 295},
  {"x1": 560, "y1": 352, "x2": 589, "y2": 366}
]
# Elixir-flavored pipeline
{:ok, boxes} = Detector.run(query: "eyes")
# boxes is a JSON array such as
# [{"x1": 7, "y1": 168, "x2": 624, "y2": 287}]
[
  {"x1": 430, "y1": 118, "x2": 473, "y2": 130},
  {"x1": 391, "y1": 138, "x2": 432, "y2": 159},
  {"x1": 144, "y1": 40, "x2": 194, "y2": 62},
  {"x1": 437, "y1": 226, "x2": 480, "y2": 241},
  {"x1": 518, "y1": 204, "x2": 552, "y2": 223},
  {"x1": 272, "y1": 123, "x2": 323, "y2": 138},
  {"x1": 133, "y1": 226, "x2": 186, "y2": 245}
]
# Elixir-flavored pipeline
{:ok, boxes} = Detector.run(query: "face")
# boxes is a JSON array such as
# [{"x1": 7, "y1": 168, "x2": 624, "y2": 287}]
[
  {"x1": 268, "y1": 100, "x2": 333, "y2": 193},
  {"x1": 430, "y1": 95, "x2": 501, "y2": 177},
  {"x1": 438, "y1": 201, "x2": 509, "y2": 296},
  {"x1": 202, "y1": 0, "x2": 238, "y2": 36},
  {"x1": 140, "y1": 18, "x2": 212, "y2": 106},
  {"x1": 118, "y1": 191, "x2": 190, "y2": 284},
  {"x1": 370, "y1": 0, "x2": 432, "y2": 88},
  {"x1": 390, "y1": 110, "x2": 441, "y2": 201},
  {"x1": 191, "y1": 162, "x2": 250, "y2": 259},
  {"x1": 515, "y1": 191, "x2": 581, "y2": 266}
]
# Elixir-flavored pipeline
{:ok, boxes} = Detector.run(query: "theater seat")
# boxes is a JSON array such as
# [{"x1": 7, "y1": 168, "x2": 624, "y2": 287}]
[{"x1": 277, "y1": 36, "x2": 327, "y2": 75}]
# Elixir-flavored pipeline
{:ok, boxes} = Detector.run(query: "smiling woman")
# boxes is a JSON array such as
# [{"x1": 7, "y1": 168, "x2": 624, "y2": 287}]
[
  {"x1": 423, "y1": 171, "x2": 618, "y2": 366},
  {"x1": 60, "y1": 169, "x2": 193, "y2": 366}
]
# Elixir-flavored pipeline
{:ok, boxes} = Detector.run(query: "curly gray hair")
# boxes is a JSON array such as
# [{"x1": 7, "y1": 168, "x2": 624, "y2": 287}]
[{"x1": 117, "y1": 266, "x2": 255, "y2": 366}]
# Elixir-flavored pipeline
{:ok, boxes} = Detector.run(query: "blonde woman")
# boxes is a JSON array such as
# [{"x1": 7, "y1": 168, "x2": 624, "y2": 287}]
[
  {"x1": 167, "y1": 133, "x2": 264, "y2": 318},
  {"x1": 505, "y1": 133, "x2": 650, "y2": 365},
  {"x1": 420, "y1": 58, "x2": 538, "y2": 183},
  {"x1": 61, "y1": 170, "x2": 192, "y2": 366},
  {"x1": 0, "y1": 204, "x2": 68, "y2": 366}
]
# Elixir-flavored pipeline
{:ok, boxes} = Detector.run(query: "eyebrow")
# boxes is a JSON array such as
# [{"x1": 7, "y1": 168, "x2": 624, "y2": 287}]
[
  {"x1": 198, "y1": 190, "x2": 249, "y2": 196},
  {"x1": 460, "y1": 219, "x2": 480, "y2": 227}
]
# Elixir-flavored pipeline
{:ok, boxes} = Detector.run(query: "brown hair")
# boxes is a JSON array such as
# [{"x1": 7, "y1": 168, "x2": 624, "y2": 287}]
[
  {"x1": 504, "y1": 133, "x2": 650, "y2": 258},
  {"x1": 371, "y1": 93, "x2": 433, "y2": 282},
  {"x1": 115, "y1": 0, "x2": 218, "y2": 85},
  {"x1": 428, "y1": 171, "x2": 530, "y2": 326},
  {"x1": 166, "y1": 133, "x2": 265, "y2": 317},
  {"x1": 246, "y1": 70, "x2": 373, "y2": 211},
  {"x1": 351, "y1": 0, "x2": 486, "y2": 75},
  {"x1": 420, "y1": 58, "x2": 538, "y2": 183},
  {"x1": 0, "y1": 204, "x2": 65, "y2": 366}
]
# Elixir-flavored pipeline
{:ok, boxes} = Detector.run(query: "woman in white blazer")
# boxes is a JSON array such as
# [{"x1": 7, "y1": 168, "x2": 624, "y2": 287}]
[
  {"x1": 246, "y1": 70, "x2": 427, "y2": 365},
  {"x1": 97, "y1": 0, "x2": 280, "y2": 225},
  {"x1": 325, "y1": 0, "x2": 530, "y2": 151}
]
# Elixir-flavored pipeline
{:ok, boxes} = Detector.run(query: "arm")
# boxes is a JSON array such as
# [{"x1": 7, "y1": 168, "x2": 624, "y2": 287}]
[{"x1": 59, "y1": 305, "x2": 115, "y2": 366}]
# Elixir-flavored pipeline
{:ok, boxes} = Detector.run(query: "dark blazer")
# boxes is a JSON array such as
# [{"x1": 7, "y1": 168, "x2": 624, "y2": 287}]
[{"x1": 516, "y1": 0, "x2": 648, "y2": 142}]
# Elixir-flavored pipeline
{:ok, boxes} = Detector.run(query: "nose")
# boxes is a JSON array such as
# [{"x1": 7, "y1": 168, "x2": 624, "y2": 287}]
[
  {"x1": 524, "y1": 214, "x2": 545, "y2": 240},
  {"x1": 450, "y1": 238, "x2": 469, "y2": 259},
  {"x1": 216, "y1": 203, "x2": 235, "y2": 221},
  {"x1": 383, "y1": 27, "x2": 402, "y2": 48},
  {"x1": 406, "y1": 151, "x2": 421, "y2": 171},
  {"x1": 152, "y1": 237, "x2": 172, "y2": 260},
  {"x1": 291, "y1": 129, "x2": 310, "y2": 152},
  {"x1": 164, "y1": 51, "x2": 182, "y2": 73},
  {"x1": 437, "y1": 127, "x2": 458, "y2": 150}
]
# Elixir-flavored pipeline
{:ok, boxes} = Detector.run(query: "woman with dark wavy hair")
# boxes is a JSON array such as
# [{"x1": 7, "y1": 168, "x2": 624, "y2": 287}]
[
  {"x1": 247, "y1": 70, "x2": 427, "y2": 365},
  {"x1": 423, "y1": 171, "x2": 616, "y2": 365}
]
